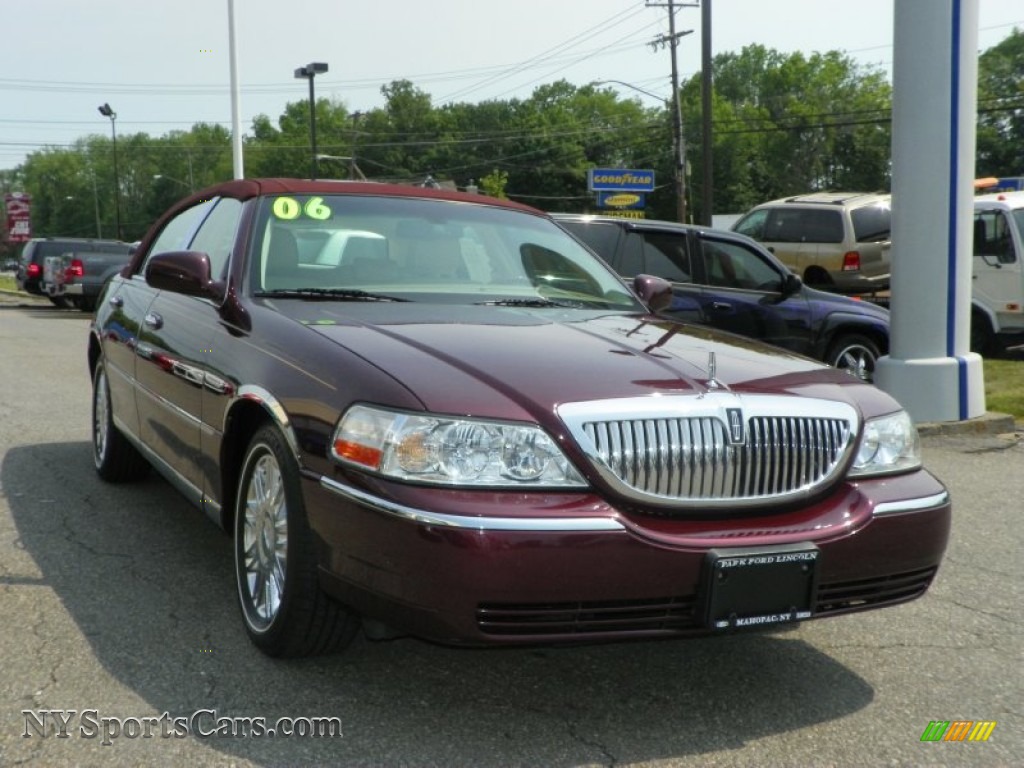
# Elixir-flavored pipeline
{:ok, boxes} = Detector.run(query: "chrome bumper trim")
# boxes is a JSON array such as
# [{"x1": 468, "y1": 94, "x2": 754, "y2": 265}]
[
  {"x1": 873, "y1": 491, "x2": 950, "y2": 516},
  {"x1": 319, "y1": 476, "x2": 625, "y2": 532}
]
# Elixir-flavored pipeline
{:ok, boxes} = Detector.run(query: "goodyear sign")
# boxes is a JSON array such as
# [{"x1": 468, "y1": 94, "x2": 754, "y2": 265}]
[
  {"x1": 588, "y1": 168, "x2": 655, "y2": 192},
  {"x1": 597, "y1": 191, "x2": 645, "y2": 210}
]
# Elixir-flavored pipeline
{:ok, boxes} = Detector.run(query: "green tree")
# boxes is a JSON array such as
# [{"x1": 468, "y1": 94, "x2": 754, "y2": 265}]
[{"x1": 977, "y1": 28, "x2": 1024, "y2": 177}]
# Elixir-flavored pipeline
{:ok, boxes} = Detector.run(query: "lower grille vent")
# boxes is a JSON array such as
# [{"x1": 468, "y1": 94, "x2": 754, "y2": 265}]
[
  {"x1": 477, "y1": 595, "x2": 698, "y2": 636},
  {"x1": 816, "y1": 567, "x2": 937, "y2": 614}
]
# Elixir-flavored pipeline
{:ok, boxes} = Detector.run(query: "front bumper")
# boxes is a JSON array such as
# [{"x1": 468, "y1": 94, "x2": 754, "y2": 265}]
[{"x1": 306, "y1": 468, "x2": 951, "y2": 646}]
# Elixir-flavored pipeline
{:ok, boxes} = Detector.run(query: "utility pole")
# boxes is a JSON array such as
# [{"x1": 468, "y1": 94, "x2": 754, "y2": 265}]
[
  {"x1": 648, "y1": 1, "x2": 696, "y2": 223},
  {"x1": 700, "y1": 0, "x2": 713, "y2": 227}
]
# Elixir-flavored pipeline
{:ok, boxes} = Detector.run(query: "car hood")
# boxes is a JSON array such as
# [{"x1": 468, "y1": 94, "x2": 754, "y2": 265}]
[{"x1": 277, "y1": 303, "x2": 887, "y2": 424}]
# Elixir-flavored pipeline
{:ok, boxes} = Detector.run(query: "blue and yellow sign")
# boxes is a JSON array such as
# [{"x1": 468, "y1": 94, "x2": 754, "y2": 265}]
[
  {"x1": 588, "y1": 169, "x2": 655, "y2": 192},
  {"x1": 597, "y1": 191, "x2": 645, "y2": 209}
]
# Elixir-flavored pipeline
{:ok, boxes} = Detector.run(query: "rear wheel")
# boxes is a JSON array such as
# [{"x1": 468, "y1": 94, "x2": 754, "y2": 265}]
[
  {"x1": 92, "y1": 360, "x2": 150, "y2": 481},
  {"x1": 826, "y1": 334, "x2": 880, "y2": 382},
  {"x1": 48, "y1": 295, "x2": 72, "y2": 309},
  {"x1": 803, "y1": 266, "x2": 833, "y2": 289},
  {"x1": 234, "y1": 424, "x2": 358, "y2": 657},
  {"x1": 970, "y1": 311, "x2": 996, "y2": 356}
]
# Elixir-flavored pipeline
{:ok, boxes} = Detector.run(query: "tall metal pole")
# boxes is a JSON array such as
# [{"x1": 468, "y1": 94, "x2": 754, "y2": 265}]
[
  {"x1": 228, "y1": 0, "x2": 244, "y2": 179},
  {"x1": 308, "y1": 75, "x2": 318, "y2": 180},
  {"x1": 700, "y1": 0, "x2": 713, "y2": 227},
  {"x1": 98, "y1": 103, "x2": 122, "y2": 240}
]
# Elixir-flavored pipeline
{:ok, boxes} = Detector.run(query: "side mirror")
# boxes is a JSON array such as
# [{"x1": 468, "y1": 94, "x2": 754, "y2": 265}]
[
  {"x1": 632, "y1": 273, "x2": 673, "y2": 313},
  {"x1": 145, "y1": 250, "x2": 223, "y2": 301},
  {"x1": 782, "y1": 273, "x2": 802, "y2": 296}
]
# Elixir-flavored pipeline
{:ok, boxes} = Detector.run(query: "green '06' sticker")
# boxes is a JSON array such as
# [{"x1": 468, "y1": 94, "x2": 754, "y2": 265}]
[{"x1": 272, "y1": 196, "x2": 331, "y2": 220}]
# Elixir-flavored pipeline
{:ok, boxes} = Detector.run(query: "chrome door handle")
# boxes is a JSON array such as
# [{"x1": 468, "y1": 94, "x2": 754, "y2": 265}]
[
  {"x1": 108, "y1": 295, "x2": 124, "y2": 308},
  {"x1": 144, "y1": 312, "x2": 163, "y2": 330},
  {"x1": 711, "y1": 302, "x2": 732, "y2": 311}
]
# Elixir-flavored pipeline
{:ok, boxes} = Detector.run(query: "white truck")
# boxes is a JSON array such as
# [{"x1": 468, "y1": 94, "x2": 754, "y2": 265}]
[{"x1": 971, "y1": 191, "x2": 1024, "y2": 355}]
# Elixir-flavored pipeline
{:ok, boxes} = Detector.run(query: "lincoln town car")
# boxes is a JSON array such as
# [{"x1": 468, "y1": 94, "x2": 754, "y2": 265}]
[{"x1": 88, "y1": 179, "x2": 951, "y2": 657}]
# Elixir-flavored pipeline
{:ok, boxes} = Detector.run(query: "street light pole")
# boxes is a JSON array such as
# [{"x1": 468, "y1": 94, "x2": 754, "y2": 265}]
[
  {"x1": 97, "y1": 102, "x2": 122, "y2": 240},
  {"x1": 294, "y1": 62, "x2": 328, "y2": 180}
]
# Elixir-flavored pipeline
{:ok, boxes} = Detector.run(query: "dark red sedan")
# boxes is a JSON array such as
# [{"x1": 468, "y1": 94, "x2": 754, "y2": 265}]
[{"x1": 89, "y1": 178, "x2": 951, "y2": 657}]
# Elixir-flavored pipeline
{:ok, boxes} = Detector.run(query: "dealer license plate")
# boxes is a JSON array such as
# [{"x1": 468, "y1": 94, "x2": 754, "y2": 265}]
[{"x1": 702, "y1": 544, "x2": 819, "y2": 630}]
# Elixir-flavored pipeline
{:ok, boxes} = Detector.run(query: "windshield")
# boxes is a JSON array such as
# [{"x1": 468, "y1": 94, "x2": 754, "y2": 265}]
[{"x1": 248, "y1": 194, "x2": 640, "y2": 310}]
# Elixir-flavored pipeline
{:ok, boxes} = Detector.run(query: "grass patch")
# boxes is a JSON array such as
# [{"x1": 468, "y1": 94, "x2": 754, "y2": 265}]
[
  {"x1": 0, "y1": 274, "x2": 16, "y2": 292},
  {"x1": 984, "y1": 358, "x2": 1024, "y2": 420}
]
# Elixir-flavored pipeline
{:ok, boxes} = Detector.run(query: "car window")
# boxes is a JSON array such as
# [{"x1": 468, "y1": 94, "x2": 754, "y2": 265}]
[
  {"x1": 973, "y1": 211, "x2": 1016, "y2": 264},
  {"x1": 733, "y1": 209, "x2": 769, "y2": 240},
  {"x1": 143, "y1": 198, "x2": 218, "y2": 271},
  {"x1": 638, "y1": 231, "x2": 692, "y2": 282},
  {"x1": 851, "y1": 203, "x2": 891, "y2": 242},
  {"x1": 188, "y1": 198, "x2": 243, "y2": 279},
  {"x1": 767, "y1": 209, "x2": 843, "y2": 243},
  {"x1": 701, "y1": 238, "x2": 783, "y2": 291},
  {"x1": 558, "y1": 221, "x2": 622, "y2": 263},
  {"x1": 248, "y1": 195, "x2": 639, "y2": 309}
]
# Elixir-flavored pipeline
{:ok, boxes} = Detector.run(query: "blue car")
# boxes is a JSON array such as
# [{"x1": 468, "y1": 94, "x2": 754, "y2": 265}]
[{"x1": 552, "y1": 214, "x2": 890, "y2": 380}]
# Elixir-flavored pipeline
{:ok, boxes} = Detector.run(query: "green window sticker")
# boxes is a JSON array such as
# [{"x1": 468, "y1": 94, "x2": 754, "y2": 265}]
[{"x1": 272, "y1": 196, "x2": 332, "y2": 221}]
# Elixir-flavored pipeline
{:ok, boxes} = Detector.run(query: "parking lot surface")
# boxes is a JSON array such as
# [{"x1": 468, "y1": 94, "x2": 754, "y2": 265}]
[{"x1": 0, "y1": 302, "x2": 1020, "y2": 767}]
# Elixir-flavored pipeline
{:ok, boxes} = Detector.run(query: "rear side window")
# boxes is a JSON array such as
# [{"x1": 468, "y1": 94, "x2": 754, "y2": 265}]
[
  {"x1": 851, "y1": 204, "x2": 891, "y2": 242},
  {"x1": 766, "y1": 209, "x2": 843, "y2": 243},
  {"x1": 559, "y1": 221, "x2": 621, "y2": 262},
  {"x1": 637, "y1": 231, "x2": 692, "y2": 282}
]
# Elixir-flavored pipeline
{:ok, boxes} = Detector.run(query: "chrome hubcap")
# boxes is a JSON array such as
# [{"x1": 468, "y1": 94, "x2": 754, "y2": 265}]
[
  {"x1": 835, "y1": 346, "x2": 873, "y2": 381},
  {"x1": 242, "y1": 453, "x2": 288, "y2": 625}
]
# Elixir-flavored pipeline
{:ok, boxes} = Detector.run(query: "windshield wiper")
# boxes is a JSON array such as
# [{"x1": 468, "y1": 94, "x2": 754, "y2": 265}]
[
  {"x1": 476, "y1": 297, "x2": 585, "y2": 308},
  {"x1": 254, "y1": 288, "x2": 410, "y2": 302}
]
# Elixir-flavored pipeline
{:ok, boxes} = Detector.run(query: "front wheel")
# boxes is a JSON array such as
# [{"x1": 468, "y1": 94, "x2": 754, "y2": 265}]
[
  {"x1": 826, "y1": 334, "x2": 880, "y2": 382},
  {"x1": 234, "y1": 424, "x2": 358, "y2": 657}
]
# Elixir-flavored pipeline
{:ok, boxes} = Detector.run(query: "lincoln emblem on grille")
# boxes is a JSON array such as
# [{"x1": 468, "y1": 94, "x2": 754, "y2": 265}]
[{"x1": 726, "y1": 408, "x2": 744, "y2": 444}]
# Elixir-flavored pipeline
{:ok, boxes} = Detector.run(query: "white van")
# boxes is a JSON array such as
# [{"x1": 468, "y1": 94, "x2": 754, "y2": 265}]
[{"x1": 972, "y1": 191, "x2": 1024, "y2": 354}]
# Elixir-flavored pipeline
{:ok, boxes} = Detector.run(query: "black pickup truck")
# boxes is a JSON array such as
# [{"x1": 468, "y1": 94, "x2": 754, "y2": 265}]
[{"x1": 42, "y1": 244, "x2": 135, "y2": 312}]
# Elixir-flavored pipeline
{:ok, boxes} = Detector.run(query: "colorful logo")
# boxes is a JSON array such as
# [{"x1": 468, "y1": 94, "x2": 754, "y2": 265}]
[{"x1": 920, "y1": 720, "x2": 996, "y2": 742}]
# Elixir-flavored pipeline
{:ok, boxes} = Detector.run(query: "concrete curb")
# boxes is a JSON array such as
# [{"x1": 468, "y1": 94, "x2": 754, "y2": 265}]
[{"x1": 917, "y1": 411, "x2": 1020, "y2": 438}]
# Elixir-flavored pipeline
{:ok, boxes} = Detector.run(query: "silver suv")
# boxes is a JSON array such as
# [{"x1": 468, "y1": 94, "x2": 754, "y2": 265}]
[{"x1": 731, "y1": 192, "x2": 891, "y2": 293}]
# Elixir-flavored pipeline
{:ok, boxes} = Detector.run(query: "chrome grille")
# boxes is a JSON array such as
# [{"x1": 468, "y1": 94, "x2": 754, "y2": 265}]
[{"x1": 559, "y1": 394, "x2": 858, "y2": 509}]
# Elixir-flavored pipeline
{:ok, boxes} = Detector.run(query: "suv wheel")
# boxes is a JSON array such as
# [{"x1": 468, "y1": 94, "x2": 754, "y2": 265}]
[{"x1": 827, "y1": 334, "x2": 880, "y2": 381}]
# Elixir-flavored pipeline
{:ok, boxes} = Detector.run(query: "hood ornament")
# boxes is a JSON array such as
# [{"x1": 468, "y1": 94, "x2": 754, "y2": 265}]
[{"x1": 706, "y1": 350, "x2": 726, "y2": 390}]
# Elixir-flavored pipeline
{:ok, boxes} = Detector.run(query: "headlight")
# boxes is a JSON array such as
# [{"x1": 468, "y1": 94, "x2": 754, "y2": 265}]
[
  {"x1": 850, "y1": 410, "x2": 921, "y2": 477},
  {"x1": 330, "y1": 405, "x2": 587, "y2": 487}
]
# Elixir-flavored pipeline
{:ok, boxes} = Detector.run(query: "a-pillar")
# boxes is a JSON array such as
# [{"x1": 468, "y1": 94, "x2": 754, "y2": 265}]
[{"x1": 875, "y1": 0, "x2": 985, "y2": 422}]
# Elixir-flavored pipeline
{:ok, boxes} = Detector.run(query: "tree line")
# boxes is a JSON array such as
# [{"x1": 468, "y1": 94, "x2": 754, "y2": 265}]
[{"x1": 1, "y1": 31, "x2": 1021, "y2": 249}]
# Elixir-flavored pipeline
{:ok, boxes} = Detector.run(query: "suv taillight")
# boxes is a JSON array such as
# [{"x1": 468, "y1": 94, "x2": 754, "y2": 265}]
[
  {"x1": 842, "y1": 251, "x2": 861, "y2": 271},
  {"x1": 26, "y1": 262, "x2": 41, "y2": 278},
  {"x1": 65, "y1": 259, "x2": 84, "y2": 281}
]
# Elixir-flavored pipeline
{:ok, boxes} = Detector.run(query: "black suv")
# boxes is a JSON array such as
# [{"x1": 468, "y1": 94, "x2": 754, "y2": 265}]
[
  {"x1": 16, "y1": 237, "x2": 132, "y2": 306},
  {"x1": 552, "y1": 213, "x2": 891, "y2": 380}
]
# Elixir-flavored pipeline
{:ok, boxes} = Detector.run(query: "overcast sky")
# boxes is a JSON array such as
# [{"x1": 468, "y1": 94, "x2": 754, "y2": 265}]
[{"x1": 2, "y1": 0, "x2": 1021, "y2": 171}]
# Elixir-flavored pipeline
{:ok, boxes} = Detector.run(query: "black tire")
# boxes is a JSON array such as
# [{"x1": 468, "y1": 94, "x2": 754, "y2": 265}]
[
  {"x1": 234, "y1": 424, "x2": 358, "y2": 657},
  {"x1": 970, "y1": 311, "x2": 996, "y2": 356},
  {"x1": 803, "y1": 267, "x2": 833, "y2": 289},
  {"x1": 826, "y1": 333, "x2": 880, "y2": 382},
  {"x1": 78, "y1": 296, "x2": 98, "y2": 313},
  {"x1": 92, "y1": 359, "x2": 150, "y2": 481},
  {"x1": 48, "y1": 295, "x2": 72, "y2": 309}
]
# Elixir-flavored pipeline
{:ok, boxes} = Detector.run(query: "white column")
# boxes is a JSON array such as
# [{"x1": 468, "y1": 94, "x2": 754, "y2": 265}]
[{"x1": 875, "y1": 0, "x2": 985, "y2": 422}]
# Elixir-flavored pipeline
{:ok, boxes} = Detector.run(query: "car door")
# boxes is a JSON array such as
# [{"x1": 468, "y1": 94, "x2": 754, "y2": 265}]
[
  {"x1": 133, "y1": 198, "x2": 219, "y2": 492},
  {"x1": 618, "y1": 227, "x2": 705, "y2": 324},
  {"x1": 694, "y1": 234, "x2": 813, "y2": 355}
]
